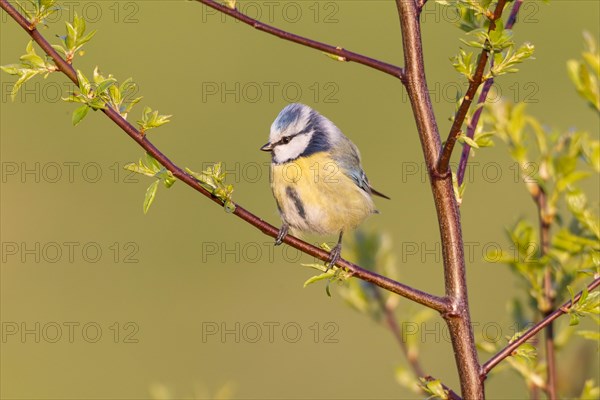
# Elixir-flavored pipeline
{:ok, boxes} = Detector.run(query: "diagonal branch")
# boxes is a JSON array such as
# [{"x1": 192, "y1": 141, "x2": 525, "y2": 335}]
[
  {"x1": 194, "y1": 0, "x2": 405, "y2": 81},
  {"x1": 0, "y1": 0, "x2": 447, "y2": 313},
  {"x1": 481, "y1": 277, "x2": 600, "y2": 377},
  {"x1": 372, "y1": 288, "x2": 426, "y2": 377},
  {"x1": 437, "y1": 0, "x2": 509, "y2": 176}
]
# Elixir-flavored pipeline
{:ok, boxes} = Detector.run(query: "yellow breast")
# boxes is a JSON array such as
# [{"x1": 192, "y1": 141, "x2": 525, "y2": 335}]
[{"x1": 270, "y1": 152, "x2": 375, "y2": 235}]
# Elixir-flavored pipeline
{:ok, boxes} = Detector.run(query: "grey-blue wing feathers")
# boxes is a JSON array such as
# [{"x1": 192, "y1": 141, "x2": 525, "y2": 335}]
[{"x1": 330, "y1": 134, "x2": 390, "y2": 200}]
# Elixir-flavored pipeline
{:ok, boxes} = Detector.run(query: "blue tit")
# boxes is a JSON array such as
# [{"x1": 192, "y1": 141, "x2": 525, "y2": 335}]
[{"x1": 260, "y1": 103, "x2": 389, "y2": 268}]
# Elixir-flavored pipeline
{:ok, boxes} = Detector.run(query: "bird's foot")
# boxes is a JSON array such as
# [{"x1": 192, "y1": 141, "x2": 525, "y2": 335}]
[
  {"x1": 326, "y1": 243, "x2": 342, "y2": 271},
  {"x1": 275, "y1": 224, "x2": 289, "y2": 246}
]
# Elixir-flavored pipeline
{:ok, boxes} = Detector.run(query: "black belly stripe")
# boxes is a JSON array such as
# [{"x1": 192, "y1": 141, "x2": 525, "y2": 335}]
[{"x1": 286, "y1": 186, "x2": 306, "y2": 219}]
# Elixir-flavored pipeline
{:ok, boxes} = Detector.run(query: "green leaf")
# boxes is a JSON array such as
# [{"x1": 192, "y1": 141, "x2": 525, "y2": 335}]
[
  {"x1": 513, "y1": 342, "x2": 537, "y2": 362},
  {"x1": 73, "y1": 12, "x2": 85, "y2": 36},
  {"x1": 125, "y1": 153, "x2": 165, "y2": 177},
  {"x1": 223, "y1": 0, "x2": 237, "y2": 9},
  {"x1": 451, "y1": 171, "x2": 466, "y2": 205},
  {"x1": 491, "y1": 42, "x2": 535, "y2": 77},
  {"x1": 143, "y1": 180, "x2": 159, "y2": 214},
  {"x1": 473, "y1": 131, "x2": 495, "y2": 147},
  {"x1": 10, "y1": 69, "x2": 38, "y2": 99},
  {"x1": 65, "y1": 21, "x2": 76, "y2": 49},
  {"x1": 451, "y1": 48, "x2": 476, "y2": 79},
  {"x1": 459, "y1": 133, "x2": 480, "y2": 148},
  {"x1": 567, "y1": 33, "x2": 600, "y2": 111},
  {"x1": 72, "y1": 104, "x2": 89, "y2": 126},
  {"x1": 580, "y1": 379, "x2": 600, "y2": 400},
  {"x1": 303, "y1": 270, "x2": 336, "y2": 288},
  {"x1": 1, "y1": 41, "x2": 58, "y2": 99},
  {"x1": 137, "y1": 106, "x2": 172, "y2": 133},
  {"x1": 0, "y1": 65, "x2": 20, "y2": 75},
  {"x1": 577, "y1": 330, "x2": 600, "y2": 341},
  {"x1": 321, "y1": 51, "x2": 347, "y2": 62},
  {"x1": 124, "y1": 153, "x2": 176, "y2": 213},
  {"x1": 76, "y1": 69, "x2": 90, "y2": 93},
  {"x1": 419, "y1": 378, "x2": 448, "y2": 400},
  {"x1": 556, "y1": 170, "x2": 591, "y2": 192},
  {"x1": 24, "y1": 0, "x2": 60, "y2": 26},
  {"x1": 185, "y1": 164, "x2": 234, "y2": 212}
]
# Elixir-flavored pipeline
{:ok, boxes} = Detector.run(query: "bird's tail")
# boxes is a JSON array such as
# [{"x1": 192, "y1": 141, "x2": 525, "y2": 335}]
[{"x1": 369, "y1": 186, "x2": 391, "y2": 200}]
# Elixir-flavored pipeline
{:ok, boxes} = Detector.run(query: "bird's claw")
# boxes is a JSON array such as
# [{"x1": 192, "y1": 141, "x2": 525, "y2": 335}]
[
  {"x1": 275, "y1": 224, "x2": 289, "y2": 246},
  {"x1": 326, "y1": 243, "x2": 342, "y2": 271}
]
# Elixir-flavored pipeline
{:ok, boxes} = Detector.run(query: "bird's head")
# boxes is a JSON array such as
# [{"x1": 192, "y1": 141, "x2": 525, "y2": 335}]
[{"x1": 260, "y1": 103, "x2": 336, "y2": 164}]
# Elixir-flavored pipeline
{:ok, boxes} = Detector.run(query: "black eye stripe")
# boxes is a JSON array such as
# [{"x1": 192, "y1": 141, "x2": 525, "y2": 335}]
[
  {"x1": 275, "y1": 126, "x2": 316, "y2": 147},
  {"x1": 276, "y1": 133, "x2": 298, "y2": 146}
]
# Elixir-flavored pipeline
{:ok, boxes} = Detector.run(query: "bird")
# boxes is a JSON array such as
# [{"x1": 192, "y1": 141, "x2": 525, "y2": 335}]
[{"x1": 260, "y1": 103, "x2": 389, "y2": 269}]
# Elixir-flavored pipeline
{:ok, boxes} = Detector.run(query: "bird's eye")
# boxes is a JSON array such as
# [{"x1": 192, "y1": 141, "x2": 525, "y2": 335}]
[{"x1": 281, "y1": 136, "x2": 292, "y2": 144}]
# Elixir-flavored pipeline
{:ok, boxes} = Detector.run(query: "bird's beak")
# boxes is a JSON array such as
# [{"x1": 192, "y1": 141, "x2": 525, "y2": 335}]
[{"x1": 260, "y1": 142, "x2": 274, "y2": 152}]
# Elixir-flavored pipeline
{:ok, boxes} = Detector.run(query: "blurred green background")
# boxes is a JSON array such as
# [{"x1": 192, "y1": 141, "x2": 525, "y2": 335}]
[{"x1": 1, "y1": 0, "x2": 598, "y2": 399}]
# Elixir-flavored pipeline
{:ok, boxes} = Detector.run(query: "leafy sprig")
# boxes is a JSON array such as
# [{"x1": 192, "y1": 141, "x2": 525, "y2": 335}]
[
  {"x1": 15, "y1": 0, "x2": 59, "y2": 27},
  {"x1": 0, "y1": 41, "x2": 58, "y2": 99},
  {"x1": 566, "y1": 286, "x2": 600, "y2": 326},
  {"x1": 419, "y1": 378, "x2": 449, "y2": 400},
  {"x1": 302, "y1": 242, "x2": 353, "y2": 297},
  {"x1": 52, "y1": 12, "x2": 96, "y2": 64},
  {"x1": 186, "y1": 163, "x2": 235, "y2": 213},
  {"x1": 138, "y1": 107, "x2": 172, "y2": 135},
  {"x1": 567, "y1": 32, "x2": 600, "y2": 112},
  {"x1": 124, "y1": 153, "x2": 177, "y2": 214}
]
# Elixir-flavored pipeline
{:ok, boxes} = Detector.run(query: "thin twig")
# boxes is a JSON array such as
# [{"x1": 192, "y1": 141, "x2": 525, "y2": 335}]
[
  {"x1": 481, "y1": 277, "x2": 600, "y2": 377},
  {"x1": 372, "y1": 288, "x2": 426, "y2": 378},
  {"x1": 0, "y1": 0, "x2": 447, "y2": 313},
  {"x1": 373, "y1": 289, "x2": 462, "y2": 399},
  {"x1": 456, "y1": 76, "x2": 493, "y2": 185},
  {"x1": 506, "y1": 0, "x2": 524, "y2": 28},
  {"x1": 394, "y1": 0, "x2": 482, "y2": 398},
  {"x1": 194, "y1": 0, "x2": 405, "y2": 81},
  {"x1": 437, "y1": 0, "x2": 509, "y2": 175},
  {"x1": 535, "y1": 187, "x2": 557, "y2": 399},
  {"x1": 457, "y1": 0, "x2": 524, "y2": 186}
]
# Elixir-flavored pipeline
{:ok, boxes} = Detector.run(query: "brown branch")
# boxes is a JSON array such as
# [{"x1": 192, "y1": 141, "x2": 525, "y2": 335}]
[
  {"x1": 394, "y1": 0, "x2": 482, "y2": 398},
  {"x1": 0, "y1": 0, "x2": 448, "y2": 313},
  {"x1": 437, "y1": 0, "x2": 509, "y2": 175},
  {"x1": 194, "y1": 0, "x2": 405, "y2": 81},
  {"x1": 481, "y1": 277, "x2": 600, "y2": 377},
  {"x1": 373, "y1": 289, "x2": 463, "y2": 399}
]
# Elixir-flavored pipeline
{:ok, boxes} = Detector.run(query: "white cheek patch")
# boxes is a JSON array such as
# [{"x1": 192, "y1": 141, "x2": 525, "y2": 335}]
[{"x1": 273, "y1": 133, "x2": 313, "y2": 164}]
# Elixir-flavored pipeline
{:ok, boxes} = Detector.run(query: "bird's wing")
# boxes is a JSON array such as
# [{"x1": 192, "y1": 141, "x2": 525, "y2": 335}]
[{"x1": 331, "y1": 136, "x2": 390, "y2": 199}]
